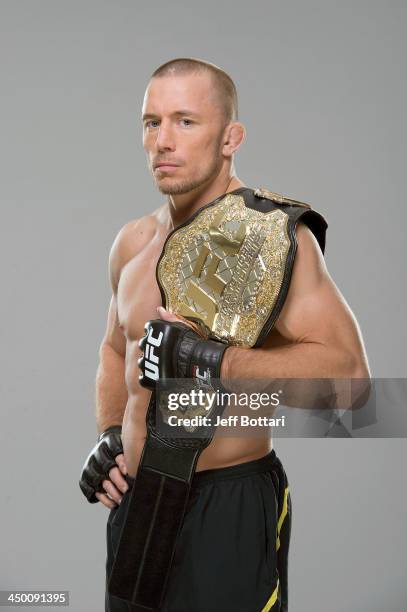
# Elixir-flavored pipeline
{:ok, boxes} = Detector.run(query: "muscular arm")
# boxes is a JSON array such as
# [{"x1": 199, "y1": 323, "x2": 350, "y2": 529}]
[
  {"x1": 221, "y1": 222, "x2": 370, "y2": 392},
  {"x1": 96, "y1": 296, "x2": 128, "y2": 433},
  {"x1": 95, "y1": 225, "x2": 132, "y2": 433},
  {"x1": 90, "y1": 217, "x2": 161, "y2": 508}
]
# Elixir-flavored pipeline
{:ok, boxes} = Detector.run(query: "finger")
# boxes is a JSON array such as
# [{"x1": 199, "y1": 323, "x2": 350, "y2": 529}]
[
  {"x1": 157, "y1": 306, "x2": 180, "y2": 322},
  {"x1": 156, "y1": 306, "x2": 205, "y2": 336},
  {"x1": 156, "y1": 306, "x2": 209, "y2": 343},
  {"x1": 114, "y1": 453, "x2": 127, "y2": 475},
  {"x1": 177, "y1": 315, "x2": 207, "y2": 338},
  {"x1": 95, "y1": 491, "x2": 118, "y2": 510},
  {"x1": 102, "y1": 479, "x2": 123, "y2": 505},
  {"x1": 109, "y1": 464, "x2": 129, "y2": 494}
]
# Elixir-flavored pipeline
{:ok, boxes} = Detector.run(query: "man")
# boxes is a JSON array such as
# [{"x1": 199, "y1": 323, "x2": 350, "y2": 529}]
[{"x1": 79, "y1": 58, "x2": 370, "y2": 611}]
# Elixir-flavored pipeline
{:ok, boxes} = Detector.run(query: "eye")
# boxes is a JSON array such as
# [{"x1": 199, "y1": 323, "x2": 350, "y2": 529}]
[
  {"x1": 180, "y1": 118, "x2": 193, "y2": 127},
  {"x1": 145, "y1": 120, "x2": 159, "y2": 129}
]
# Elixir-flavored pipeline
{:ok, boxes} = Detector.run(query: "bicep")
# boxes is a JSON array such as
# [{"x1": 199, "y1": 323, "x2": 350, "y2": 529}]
[
  {"x1": 101, "y1": 294, "x2": 126, "y2": 358},
  {"x1": 275, "y1": 223, "x2": 365, "y2": 355},
  {"x1": 100, "y1": 222, "x2": 137, "y2": 358},
  {"x1": 101, "y1": 235, "x2": 127, "y2": 358}
]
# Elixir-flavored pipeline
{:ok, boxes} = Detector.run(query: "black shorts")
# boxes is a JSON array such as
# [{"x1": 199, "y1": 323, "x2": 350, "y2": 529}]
[{"x1": 105, "y1": 448, "x2": 292, "y2": 612}]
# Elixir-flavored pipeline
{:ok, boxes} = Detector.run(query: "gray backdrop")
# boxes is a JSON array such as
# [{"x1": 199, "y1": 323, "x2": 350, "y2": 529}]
[{"x1": 1, "y1": 1, "x2": 406, "y2": 611}]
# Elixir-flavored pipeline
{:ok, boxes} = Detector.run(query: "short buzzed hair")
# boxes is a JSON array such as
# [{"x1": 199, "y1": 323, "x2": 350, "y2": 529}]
[{"x1": 150, "y1": 57, "x2": 238, "y2": 125}]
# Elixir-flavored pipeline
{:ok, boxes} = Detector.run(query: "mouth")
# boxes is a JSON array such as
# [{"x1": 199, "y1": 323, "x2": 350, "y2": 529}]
[{"x1": 154, "y1": 163, "x2": 179, "y2": 172}]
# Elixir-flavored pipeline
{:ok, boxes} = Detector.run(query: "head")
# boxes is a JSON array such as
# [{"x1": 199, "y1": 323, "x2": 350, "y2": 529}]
[{"x1": 142, "y1": 58, "x2": 245, "y2": 195}]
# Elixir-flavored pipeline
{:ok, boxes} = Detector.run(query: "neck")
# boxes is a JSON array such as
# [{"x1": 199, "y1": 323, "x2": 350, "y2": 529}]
[{"x1": 166, "y1": 173, "x2": 246, "y2": 230}]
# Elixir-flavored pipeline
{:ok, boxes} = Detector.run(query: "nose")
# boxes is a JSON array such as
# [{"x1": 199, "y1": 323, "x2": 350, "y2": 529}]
[{"x1": 155, "y1": 121, "x2": 175, "y2": 152}]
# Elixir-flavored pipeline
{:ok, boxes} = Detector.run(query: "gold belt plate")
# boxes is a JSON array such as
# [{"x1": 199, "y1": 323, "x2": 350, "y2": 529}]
[{"x1": 157, "y1": 193, "x2": 291, "y2": 347}]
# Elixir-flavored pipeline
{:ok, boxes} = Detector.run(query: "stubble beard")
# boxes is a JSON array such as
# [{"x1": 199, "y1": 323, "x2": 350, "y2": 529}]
[{"x1": 153, "y1": 148, "x2": 223, "y2": 196}]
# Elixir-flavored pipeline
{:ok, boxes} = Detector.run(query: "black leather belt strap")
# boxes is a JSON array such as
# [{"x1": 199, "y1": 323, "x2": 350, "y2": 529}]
[{"x1": 107, "y1": 390, "x2": 215, "y2": 610}]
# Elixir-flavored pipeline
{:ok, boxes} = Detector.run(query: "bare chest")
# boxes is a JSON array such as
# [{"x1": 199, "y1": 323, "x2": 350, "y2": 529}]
[
  {"x1": 117, "y1": 238, "x2": 165, "y2": 342},
  {"x1": 116, "y1": 227, "x2": 291, "y2": 349}
]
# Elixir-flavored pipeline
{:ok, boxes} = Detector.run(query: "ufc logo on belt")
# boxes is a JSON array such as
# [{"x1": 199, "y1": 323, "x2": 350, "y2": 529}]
[{"x1": 144, "y1": 327, "x2": 163, "y2": 380}]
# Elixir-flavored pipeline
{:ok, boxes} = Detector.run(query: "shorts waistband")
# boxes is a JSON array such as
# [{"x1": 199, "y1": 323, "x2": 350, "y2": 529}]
[
  {"x1": 125, "y1": 448, "x2": 278, "y2": 489},
  {"x1": 191, "y1": 449, "x2": 277, "y2": 488}
]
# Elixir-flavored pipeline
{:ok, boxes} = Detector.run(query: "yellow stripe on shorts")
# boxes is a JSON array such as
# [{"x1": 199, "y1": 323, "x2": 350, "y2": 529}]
[
  {"x1": 276, "y1": 486, "x2": 289, "y2": 551},
  {"x1": 260, "y1": 577, "x2": 279, "y2": 611}
]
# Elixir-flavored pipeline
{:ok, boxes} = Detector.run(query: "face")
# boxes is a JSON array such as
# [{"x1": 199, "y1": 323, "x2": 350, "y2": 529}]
[{"x1": 142, "y1": 73, "x2": 228, "y2": 195}]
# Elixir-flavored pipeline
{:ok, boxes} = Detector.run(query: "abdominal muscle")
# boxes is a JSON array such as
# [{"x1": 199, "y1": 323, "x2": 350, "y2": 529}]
[{"x1": 121, "y1": 387, "x2": 273, "y2": 479}]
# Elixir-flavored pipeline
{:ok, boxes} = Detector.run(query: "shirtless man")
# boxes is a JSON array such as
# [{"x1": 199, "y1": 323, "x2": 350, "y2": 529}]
[{"x1": 79, "y1": 58, "x2": 370, "y2": 612}]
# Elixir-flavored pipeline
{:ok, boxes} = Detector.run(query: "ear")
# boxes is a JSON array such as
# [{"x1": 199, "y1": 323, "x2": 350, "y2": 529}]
[{"x1": 222, "y1": 122, "x2": 246, "y2": 156}]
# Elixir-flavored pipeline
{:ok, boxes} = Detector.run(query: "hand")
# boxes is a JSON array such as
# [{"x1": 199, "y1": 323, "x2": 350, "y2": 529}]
[
  {"x1": 94, "y1": 454, "x2": 128, "y2": 510},
  {"x1": 137, "y1": 307, "x2": 228, "y2": 390},
  {"x1": 156, "y1": 305, "x2": 204, "y2": 333},
  {"x1": 79, "y1": 426, "x2": 129, "y2": 509}
]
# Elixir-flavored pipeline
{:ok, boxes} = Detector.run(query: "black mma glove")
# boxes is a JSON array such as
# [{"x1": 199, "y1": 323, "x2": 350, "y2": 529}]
[
  {"x1": 79, "y1": 425, "x2": 123, "y2": 503},
  {"x1": 138, "y1": 319, "x2": 228, "y2": 391}
]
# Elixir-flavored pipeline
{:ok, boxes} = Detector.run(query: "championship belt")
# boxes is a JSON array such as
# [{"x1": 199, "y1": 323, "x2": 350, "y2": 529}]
[{"x1": 108, "y1": 186, "x2": 327, "y2": 610}]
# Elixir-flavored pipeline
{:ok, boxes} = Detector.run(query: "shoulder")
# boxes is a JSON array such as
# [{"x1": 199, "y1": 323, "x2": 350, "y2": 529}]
[
  {"x1": 294, "y1": 221, "x2": 327, "y2": 275},
  {"x1": 110, "y1": 214, "x2": 158, "y2": 260},
  {"x1": 108, "y1": 210, "x2": 162, "y2": 292},
  {"x1": 275, "y1": 221, "x2": 329, "y2": 330}
]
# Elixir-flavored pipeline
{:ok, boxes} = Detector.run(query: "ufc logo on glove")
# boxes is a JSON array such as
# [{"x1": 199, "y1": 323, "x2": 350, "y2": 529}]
[{"x1": 144, "y1": 327, "x2": 163, "y2": 381}]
